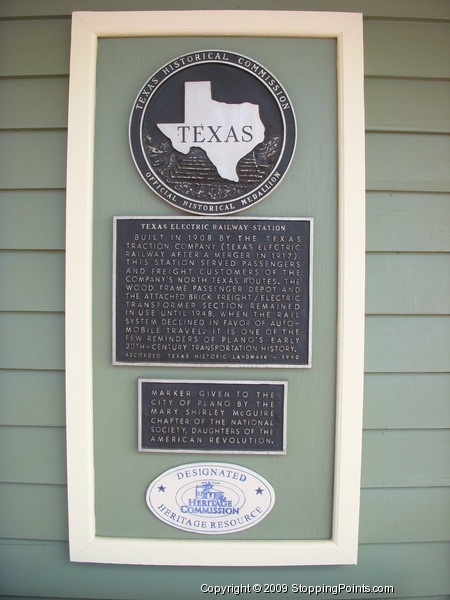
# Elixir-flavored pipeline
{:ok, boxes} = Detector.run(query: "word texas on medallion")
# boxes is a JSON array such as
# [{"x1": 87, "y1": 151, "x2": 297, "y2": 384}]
[{"x1": 129, "y1": 50, "x2": 296, "y2": 215}]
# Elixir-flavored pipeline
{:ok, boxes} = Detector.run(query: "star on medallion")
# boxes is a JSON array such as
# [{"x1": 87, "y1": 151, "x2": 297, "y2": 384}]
[
  {"x1": 158, "y1": 485, "x2": 166, "y2": 492},
  {"x1": 255, "y1": 487, "x2": 264, "y2": 495}
]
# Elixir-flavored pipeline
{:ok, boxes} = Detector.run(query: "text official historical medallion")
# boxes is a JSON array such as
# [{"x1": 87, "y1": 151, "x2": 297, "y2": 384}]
[{"x1": 129, "y1": 50, "x2": 296, "y2": 215}]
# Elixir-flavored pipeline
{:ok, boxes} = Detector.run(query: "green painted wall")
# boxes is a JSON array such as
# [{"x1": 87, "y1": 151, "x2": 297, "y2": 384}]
[
  {"x1": 92, "y1": 35, "x2": 337, "y2": 542},
  {"x1": 0, "y1": 1, "x2": 449, "y2": 598}
]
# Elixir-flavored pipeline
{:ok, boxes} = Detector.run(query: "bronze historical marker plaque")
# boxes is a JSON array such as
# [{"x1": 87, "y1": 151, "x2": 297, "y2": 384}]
[
  {"x1": 129, "y1": 50, "x2": 296, "y2": 215},
  {"x1": 138, "y1": 379, "x2": 287, "y2": 453},
  {"x1": 113, "y1": 217, "x2": 312, "y2": 367}
]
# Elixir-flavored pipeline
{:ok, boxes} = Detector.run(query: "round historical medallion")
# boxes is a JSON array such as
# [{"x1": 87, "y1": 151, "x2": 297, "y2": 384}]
[{"x1": 129, "y1": 50, "x2": 296, "y2": 215}]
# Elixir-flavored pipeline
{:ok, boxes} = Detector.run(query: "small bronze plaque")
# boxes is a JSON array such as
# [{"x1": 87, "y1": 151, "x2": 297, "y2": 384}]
[
  {"x1": 129, "y1": 50, "x2": 296, "y2": 214},
  {"x1": 139, "y1": 379, "x2": 287, "y2": 454},
  {"x1": 113, "y1": 217, "x2": 312, "y2": 367}
]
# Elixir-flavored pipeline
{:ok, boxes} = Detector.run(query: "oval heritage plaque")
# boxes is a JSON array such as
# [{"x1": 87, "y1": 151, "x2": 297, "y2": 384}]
[
  {"x1": 145, "y1": 462, "x2": 275, "y2": 534},
  {"x1": 129, "y1": 50, "x2": 296, "y2": 215}
]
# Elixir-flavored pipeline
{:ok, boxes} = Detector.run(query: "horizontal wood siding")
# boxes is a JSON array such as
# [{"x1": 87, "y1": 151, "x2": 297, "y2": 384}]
[
  {"x1": 365, "y1": 316, "x2": 450, "y2": 372},
  {"x1": 2, "y1": 483, "x2": 449, "y2": 545},
  {"x1": 0, "y1": 371, "x2": 65, "y2": 426},
  {"x1": 0, "y1": 19, "x2": 71, "y2": 77},
  {"x1": 3, "y1": 372, "x2": 449, "y2": 430},
  {"x1": 4, "y1": 129, "x2": 450, "y2": 192},
  {"x1": 0, "y1": 78, "x2": 69, "y2": 130},
  {"x1": 4, "y1": 78, "x2": 450, "y2": 135},
  {"x1": 3, "y1": 251, "x2": 450, "y2": 314},
  {"x1": 0, "y1": 541, "x2": 449, "y2": 598},
  {"x1": 0, "y1": 192, "x2": 66, "y2": 250},
  {"x1": 366, "y1": 133, "x2": 450, "y2": 192},
  {"x1": 365, "y1": 79, "x2": 450, "y2": 134},
  {"x1": 1, "y1": 18, "x2": 449, "y2": 79},
  {"x1": 0, "y1": 130, "x2": 68, "y2": 189},
  {"x1": 364, "y1": 20, "x2": 450, "y2": 79},
  {"x1": 0, "y1": 252, "x2": 65, "y2": 311},
  {"x1": 1, "y1": 0, "x2": 450, "y2": 19},
  {"x1": 366, "y1": 254, "x2": 450, "y2": 314},
  {"x1": 363, "y1": 373, "x2": 450, "y2": 429},
  {"x1": 0, "y1": 2, "x2": 449, "y2": 599},
  {"x1": 0, "y1": 313, "x2": 65, "y2": 370},
  {"x1": 366, "y1": 193, "x2": 450, "y2": 252},
  {"x1": 3, "y1": 426, "x2": 449, "y2": 488}
]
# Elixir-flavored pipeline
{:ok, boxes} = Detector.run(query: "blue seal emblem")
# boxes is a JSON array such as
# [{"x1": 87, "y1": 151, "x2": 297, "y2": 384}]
[{"x1": 146, "y1": 462, "x2": 275, "y2": 534}]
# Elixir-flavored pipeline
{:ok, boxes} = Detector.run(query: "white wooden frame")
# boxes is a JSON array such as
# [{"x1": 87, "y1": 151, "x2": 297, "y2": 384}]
[{"x1": 65, "y1": 10, "x2": 365, "y2": 566}]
